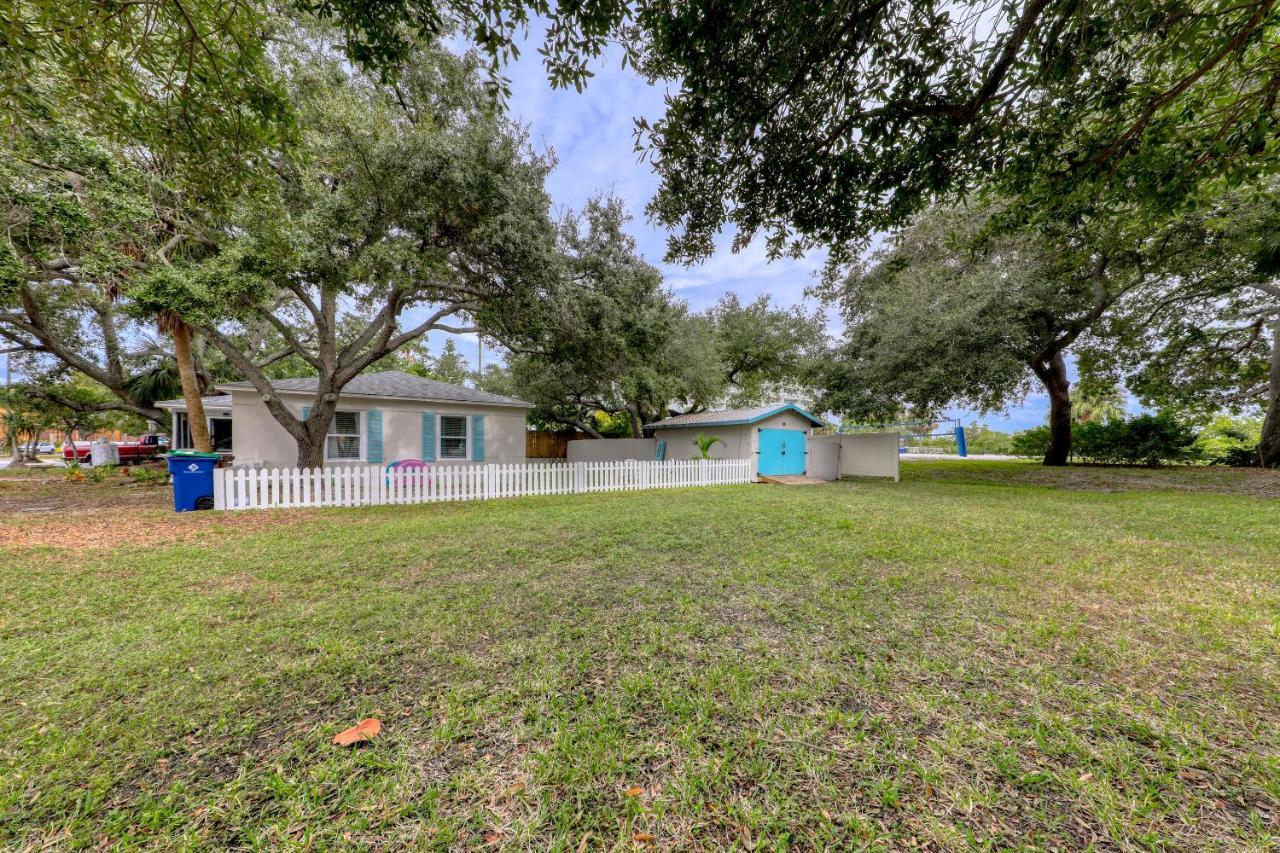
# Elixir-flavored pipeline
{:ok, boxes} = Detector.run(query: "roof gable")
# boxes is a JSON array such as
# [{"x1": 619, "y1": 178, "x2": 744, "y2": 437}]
[{"x1": 645, "y1": 402, "x2": 827, "y2": 430}]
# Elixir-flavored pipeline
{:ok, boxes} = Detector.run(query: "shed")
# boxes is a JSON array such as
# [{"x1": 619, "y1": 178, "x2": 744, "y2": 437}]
[{"x1": 645, "y1": 403, "x2": 827, "y2": 477}]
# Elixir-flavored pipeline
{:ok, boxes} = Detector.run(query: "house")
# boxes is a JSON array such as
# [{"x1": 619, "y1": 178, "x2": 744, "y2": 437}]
[
  {"x1": 156, "y1": 371, "x2": 532, "y2": 467},
  {"x1": 646, "y1": 403, "x2": 827, "y2": 478}
]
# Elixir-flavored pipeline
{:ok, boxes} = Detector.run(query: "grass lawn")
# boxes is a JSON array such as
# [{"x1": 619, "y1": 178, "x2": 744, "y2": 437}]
[{"x1": 2, "y1": 461, "x2": 1278, "y2": 849}]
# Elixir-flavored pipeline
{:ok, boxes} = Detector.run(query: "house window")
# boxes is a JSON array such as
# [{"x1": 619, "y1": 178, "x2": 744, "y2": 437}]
[
  {"x1": 439, "y1": 414, "x2": 468, "y2": 459},
  {"x1": 326, "y1": 411, "x2": 362, "y2": 460}
]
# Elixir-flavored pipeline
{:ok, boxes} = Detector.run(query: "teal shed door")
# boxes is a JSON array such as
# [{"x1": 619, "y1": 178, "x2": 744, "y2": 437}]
[{"x1": 758, "y1": 429, "x2": 807, "y2": 476}]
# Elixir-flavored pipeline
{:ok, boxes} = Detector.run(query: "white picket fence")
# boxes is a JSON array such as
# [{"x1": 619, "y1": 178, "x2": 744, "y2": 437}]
[{"x1": 212, "y1": 458, "x2": 753, "y2": 511}]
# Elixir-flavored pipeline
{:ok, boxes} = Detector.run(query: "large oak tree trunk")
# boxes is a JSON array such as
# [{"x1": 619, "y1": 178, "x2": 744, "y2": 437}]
[
  {"x1": 1031, "y1": 352, "x2": 1073, "y2": 466},
  {"x1": 171, "y1": 323, "x2": 212, "y2": 452},
  {"x1": 296, "y1": 433, "x2": 326, "y2": 469},
  {"x1": 294, "y1": 397, "x2": 337, "y2": 468},
  {"x1": 1260, "y1": 317, "x2": 1280, "y2": 468}
]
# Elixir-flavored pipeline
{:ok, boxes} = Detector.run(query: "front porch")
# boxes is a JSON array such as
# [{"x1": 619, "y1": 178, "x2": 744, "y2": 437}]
[{"x1": 155, "y1": 395, "x2": 234, "y2": 452}]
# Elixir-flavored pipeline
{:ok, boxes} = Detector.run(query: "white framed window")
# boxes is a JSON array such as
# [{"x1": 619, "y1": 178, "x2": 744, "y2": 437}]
[
  {"x1": 325, "y1": 411, "x2": 363, "y2": 461},
  {"x1": 439, "y1": 414, "x2": 468, "y2": 460}
]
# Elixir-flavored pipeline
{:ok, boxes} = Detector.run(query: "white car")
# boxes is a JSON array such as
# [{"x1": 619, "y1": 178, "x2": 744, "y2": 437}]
[{"x1": 35, "y1": 442, "x2": 56, "y2": 454}]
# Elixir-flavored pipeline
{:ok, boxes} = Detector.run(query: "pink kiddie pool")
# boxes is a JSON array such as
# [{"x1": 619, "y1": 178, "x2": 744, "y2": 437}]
[{"x1": 385, "y1": 459, "x2": 433, "y2": 490}]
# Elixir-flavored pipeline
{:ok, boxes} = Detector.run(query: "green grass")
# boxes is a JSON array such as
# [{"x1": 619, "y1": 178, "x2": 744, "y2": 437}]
[{"x1": 2, "y1": 461, "x2": 1278, "y2": 849}]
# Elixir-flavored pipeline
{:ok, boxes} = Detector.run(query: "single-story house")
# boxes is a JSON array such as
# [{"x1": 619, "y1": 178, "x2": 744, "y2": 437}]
[
  {"x1": 646, "y1": 402, "x2": 827, "y2": 477},
  {"x1": 156, "y1": 370, "x2": 532, "y2": 468}
]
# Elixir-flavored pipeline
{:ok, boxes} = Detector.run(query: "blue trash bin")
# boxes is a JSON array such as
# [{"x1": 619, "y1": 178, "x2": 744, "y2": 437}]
[{"x1": 167, "y1": 452, "x2": 220, "y2": 512}]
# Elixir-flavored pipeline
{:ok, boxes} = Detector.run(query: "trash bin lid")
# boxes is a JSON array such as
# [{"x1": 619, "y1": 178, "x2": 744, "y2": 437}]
[{"x1": 166, "y1": 451, "x2": 222, "y2": 459}]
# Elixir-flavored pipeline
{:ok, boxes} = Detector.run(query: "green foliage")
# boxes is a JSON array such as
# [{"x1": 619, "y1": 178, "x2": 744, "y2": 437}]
[
  {"x1": 1015, "y1": 414, "x2": 1203, "y2": 466},
  {"x1": 503, "y1": 196, "x2": 712, "y2": 436},
  {"x1": 126, "y1": 465, "x2": 168, "y2": 484},
  {"x1": 3, "y1": 1, "x2": 633, "y2": 201},
  {"x1": 626, "y1": 0, "x2": 1280, "y2": 261},
  {"x1": 0, "y1": 119, "x2": 228, "y2": 422},
  {"x1": 0, "y1": 389, "x2": 43, "y2": 456},
  {"x1": 591, "y1": 411, "x2": 634, "y2": 438},
  {"x1": 814, "y1": 202, "x2": 1101, "y2": 423},
  {"x1": 1196, "y1": 416, "x2": 1262, "y2": 468},
  {"x1": 1011, "y1": 426, "x2": 1051, "y2": 460},
  {"x1": 428, "y1": 340, "x2": 473, "y2": 387},
  {"x1": 963, "y1": 427, "x2": 1014, "y2": 456},
  {"x1": 692, "y1": 433, "x2": 723, "y2": 460},
  {"x1": 1078, "y1": 183, "x2": 1279, "y2": 423},
  {"x1": 4, "y1": 2, "x2": 290, "y2": 201},
  {"x1": 1072, "y1": 415, "x2": 1200, "y2": 466},
  {"x1": 706, "y1": 293, "x2": 826, "y2": 406},
  {"x1": 1071, "y1": 384, "x2": 1126, "y2": 425},
  {"x1": 85, "y1": 464, "x2": 114, "y2": 483}
]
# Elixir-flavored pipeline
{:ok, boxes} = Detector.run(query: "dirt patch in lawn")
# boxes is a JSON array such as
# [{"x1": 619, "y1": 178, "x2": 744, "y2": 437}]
[{"x1": 0, "y1": 475, "x2": 317, "y2": 550}]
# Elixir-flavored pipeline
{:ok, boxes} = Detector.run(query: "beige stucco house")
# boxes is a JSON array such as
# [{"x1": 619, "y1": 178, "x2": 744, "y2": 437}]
[{"x1": 157, "y1": 370, "x2": 531, "y2": 468}]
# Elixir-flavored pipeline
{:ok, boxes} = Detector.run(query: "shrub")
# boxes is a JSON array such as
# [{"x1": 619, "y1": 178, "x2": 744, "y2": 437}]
[
  {"x1": 1195, "y1": 416, "x2": 1262, "y2": 467},
  {"x1": 86, "y1": 464, "x2": 116, "y2": 483},
  {"x1": 964, "y1": 428, "x2": 1014, "y2": 455},
  {"x1": 1073, "y1": 414, "x2": 1198, "y2": 466},
  {"x1": 129, "y1": 465, "x2": 168, "y2": 484},
  {"x1": 1011, "y1": 426, "x2": 1050, "y2": 458}
]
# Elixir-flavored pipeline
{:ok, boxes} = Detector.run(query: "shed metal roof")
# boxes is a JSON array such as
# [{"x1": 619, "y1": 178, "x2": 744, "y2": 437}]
[
  {"x1": 214, "y1": 370, "x2": 531, "y2": 408},
  {"x1": 645, "y1": 402, "x2": 826, "y2": 430}
]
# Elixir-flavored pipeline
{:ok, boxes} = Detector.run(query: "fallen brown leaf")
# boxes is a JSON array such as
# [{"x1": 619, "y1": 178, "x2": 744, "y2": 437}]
[
  {"x1": 624, "y1": 786, "x2": 644, "y2": 797},
  {"x1": 633, "y1": 832, "x2": 654, "y2": 843},
  {"x1": 332, "y1": 718, "x2": 381, "y2": 746}
]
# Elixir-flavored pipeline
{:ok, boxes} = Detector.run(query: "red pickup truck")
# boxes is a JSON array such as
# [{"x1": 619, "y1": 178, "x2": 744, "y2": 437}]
[{"x1": 63, "y1": 434, "x2": 169, "y2": 465}]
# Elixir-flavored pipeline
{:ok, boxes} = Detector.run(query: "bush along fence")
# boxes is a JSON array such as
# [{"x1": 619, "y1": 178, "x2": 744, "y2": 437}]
[{"x1": 213, "y1": 458, "x2": 754, "y2": 511}]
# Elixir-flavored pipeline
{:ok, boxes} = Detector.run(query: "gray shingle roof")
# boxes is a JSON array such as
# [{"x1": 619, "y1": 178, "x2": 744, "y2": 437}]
[
  {"x1": 155, "y1": 395, "x2": 232, "y2": 410},
  {"x1": 645, "y1": 403, "x2": 826, "y2": 430},
  {"x1": 216, "y1": 371, "x2": 531, "y2": 408}
]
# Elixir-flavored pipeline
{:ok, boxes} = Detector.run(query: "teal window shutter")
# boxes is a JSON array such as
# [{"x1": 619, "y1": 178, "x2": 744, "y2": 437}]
[
  {"x1": 421, "y1": 412, "x2": 436, "y2": 461},
  {"x1": 367, "y1": 410, "x2": 383, "y2": 463},
  {"x1": 302, "y1": 405, "x2": 311, "y2": 420},
  {"x1": 655, "y1": 440, "x2": 666, "y2": 461},
  {"x1": 471, "y1": 415, "x2": 485, "y2": 461}
]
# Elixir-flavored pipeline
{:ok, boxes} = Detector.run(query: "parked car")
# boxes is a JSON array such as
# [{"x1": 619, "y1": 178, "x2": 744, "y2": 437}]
[
  {"x1": 63, "y1": 434, "x2": 167, "y2": 465},
  {"x1": 35, "y1": 442, "x2": 56, "y2": 454}
]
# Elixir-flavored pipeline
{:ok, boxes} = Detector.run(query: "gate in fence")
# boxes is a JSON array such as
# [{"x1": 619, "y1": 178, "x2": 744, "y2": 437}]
[{"x1": 213, "y1": 458, "x2": 753, "y2": 511}]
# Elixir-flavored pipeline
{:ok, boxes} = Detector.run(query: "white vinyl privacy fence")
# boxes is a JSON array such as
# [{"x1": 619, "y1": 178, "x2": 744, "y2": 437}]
[{"x1": 213, "y1": 458, "x2": 753, "y2": 511}]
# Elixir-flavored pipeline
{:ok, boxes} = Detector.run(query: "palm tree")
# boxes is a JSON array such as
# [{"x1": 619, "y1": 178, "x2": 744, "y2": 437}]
[
  {"x1": 1071, "y1": 385, "x2": 1126, "y2": 424},
  {"x1": 157, "y1": 311, "x2": 212, "y2": 452},
  {"x1": 693, "y1": 433, "x2": 723, "y2": 460}
]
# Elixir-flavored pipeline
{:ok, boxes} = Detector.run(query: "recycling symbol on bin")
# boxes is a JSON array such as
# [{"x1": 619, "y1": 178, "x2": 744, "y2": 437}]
[{"x1": 186, "y1": 463, "x2": 201, "y2": 472}]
